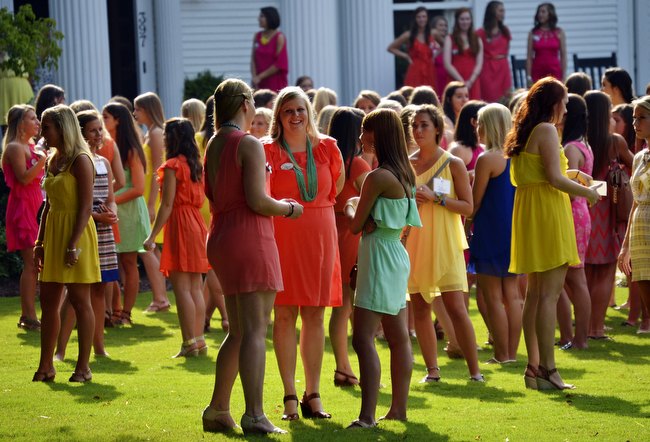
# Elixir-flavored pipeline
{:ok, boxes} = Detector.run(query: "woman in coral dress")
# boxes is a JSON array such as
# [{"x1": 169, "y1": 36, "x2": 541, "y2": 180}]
[
  {"x1": 444, "y1": 8, "x2": 483, "y2": 101},
  {"x1": 1, "y1": 105, "x2": 45, "y2": 331},
  {"x1": 264, "y1": 87, "x2": 344, "y2": 421},
  {"x1": 201, "y1": 79, "x2": 301, "y2": 435},
  {"x1": 251, "y1": 7, "x2": 288, "y2": 91},
  {"x1": 477, "y1": 1, "x2": 512, "y2": 103},
  {"x1": 388, "y1": 7, "x2": 439, "y2": 90}
]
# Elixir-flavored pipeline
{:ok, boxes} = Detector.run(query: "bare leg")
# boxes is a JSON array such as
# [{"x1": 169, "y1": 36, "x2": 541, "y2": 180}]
[
  {"x1": 329, "y1": 283, "x2": 358, "y2": 384},
  {"x1": 381, "y1": 308, "x2": 412, "y2": 420},
  {"x1": 351, "y1": 306, "x2": 383, "y2": 426},
  {"x1": 585, "y1": 262, "x2": 617, "y2": 338},
  {"x1": 556, "y1": 288, "x2": 573, "y2": 346},
  {"x1": 431, "y1": 296, "x2": 459, "y2": 352},
  {"x1": 67, "y1": 283, "x2": 95, "y2": 375},
  {"x1": 110, "y1": 280, "x2": 122, "y2": 312},
  {"x1": 474, "y1": 283, "x2": 490, "y2": 343},
  {"x1": 168, "y1": 271, "x2": 204, "y2": 354},
  {"x1": 91, "y1": 283, "x2": 108, "y2": 355},
  {"x1": 36, "y1": 282, "x2": 65, "y2": 375},
  {"x1": 565, "y1": 267, "x2": 591, "y2": 349},
  {"x1": 19, "y1": 248, "x2": 39, "y2": 321},
  {"x1": 409, "y1": 293, "x2": 439, "y2": 380},
  {"x1": 522, "y1": 274, "x2": 539, "y2": 370},
  {"x1": 406, "y1": 301, "x2": 415, "y2": 335},
  {"x1": 54, "y1": 291, "x2": 75, "y2": 361},
  {"x1": 119, "y1": 252, "x2": 139, "y2": 316},
  {"x1": 626, "y1": 277, "x2": 641, "y2": 325},
  {"x1": 139, "y1": 250, "x2": 169, "y2": 308},
  {"x1": 479, "y1": 274, "x2": 516, "y2": 362},
  {"x1": 441, "y1": 290, "x2": 481, "y2": 379},
  {"x1": 637, "y1": 281, "x2": 650, "y2": 332},
  {"x1": 273, "y1": 305, "x2": 299, "y2": 417},
  {"x1": 502, "y1": 276, "x2": 523, "y2": 361},
  {"x1": 300, "y1": 306, "x2": 327, "y2": 413},
  {"x1": 204, "y1": 270, "x2": 228, "y2": 331}
]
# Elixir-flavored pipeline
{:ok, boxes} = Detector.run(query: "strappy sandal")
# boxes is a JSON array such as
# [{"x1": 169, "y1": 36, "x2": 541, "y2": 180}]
[
  {"x1": 346, "y1": 419, "x2": 376, "y2": 429},
  {"x1": 536, "y1": 365, "x2": 575, "y2": 390},
  {"x1": 104, "y1": 310, "x2": 114, "y2": 328},
  {"x1": 419, "y1": 366, "x2": 441, "y2": 383},
  {"x1": 69, "y1": 369, "x2": 92, "y2": 383},
  {"x1": 524, "y1": 363, "x2": 537, "y2": 389},
  {"x1": 300, "y1": 392, "x2": 331, "y2": 419},
  {"x1": 172, "y1": 338, "x2": 199, "y2": 358},
  {"x1": 202, "y1": 406, "x2": 240, "y2": 432},
  {"x1": 110, "y1": 309, "x2": 123, "y2": 325},
  {"x1": 114, "y1": 310, "x2": 132, "y2": 326},
  {"x1": 196, "y1": 335, "x2": 209, "y2": 355},
  {"x1": 18, "y1": 316, "x2": 41, "y2": 331},
  {"x1": 281, "y1": 395, "x2": 299, "y2": 421},
  {"x1": 32, "y1": 368, "x2": 56, "y2": 382},
  {"x1": 334, "y1": 369, "x2": 359, "y2": 387},
  {"x1": 241, "y1": 413, "x2": 287, "y2": 435}
]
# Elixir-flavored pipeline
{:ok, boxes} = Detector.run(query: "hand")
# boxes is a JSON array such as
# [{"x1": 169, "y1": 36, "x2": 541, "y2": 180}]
[
  {"x1": 415, "y1": 185, "x2": 435, "y2": 205},
  {"x1": 618, "y1": 247, "x2": 631, "y2": 275},
  {"x1": 148, "y1": 205, "x2": 156, "y2": 224},
  {"x1": 407, "y1": 55, "x2": 414, "y2": 65},
  {"x1": 282, "y1": 199, "x2": 303, "y2": 220},
  {"x1": 143, "y1": 236, "x2": 156, "y2": 252},
  {"x1": 65, "y1": 249, "x2": 79, "y2": 268},
  {"x1": 34, "y1": 149, "x2": 47, "y2": 162},
  {"x1": 587, "y1": 184, "x2": 602, "y2": 207},
  {"x1": 252, "y1": 75, "x2": 261, "y2": 89},
  {"x1": 363, "y1": 215, "x2": 377, "y2": 233},
  {"x1": 466, "y1": 79, "x2": 473, "y2": 90},
  {"x1": 94, "y1": 205, "x2": 119, "y2": 225},
  {"x1": 33, "y1": 247, "x2": 44, "y2": 273}
]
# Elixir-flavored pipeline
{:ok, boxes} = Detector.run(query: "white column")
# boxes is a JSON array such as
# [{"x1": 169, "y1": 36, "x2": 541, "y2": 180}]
[
  {"x1": 48, "y1": 0, "x2": 112, "y2": 108},
  {"x1": 633, "y1": 0, "x2": 649, "y2": 96},
  {"x1": 280, "y1": 0, "x2": 341, "y2": 95},
  {"x1": 0, "y1": 1, "x2": 13, "y2": 13},
  {"x1": 153, "y1": 0, "x2": 184, "y2": 119},
  {"x1": 338, "y1": 0, "x2": 394, "y2": 105}
]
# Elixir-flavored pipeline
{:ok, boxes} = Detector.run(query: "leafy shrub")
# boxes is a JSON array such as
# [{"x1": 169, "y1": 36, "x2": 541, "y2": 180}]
[{"x1": 183, "y1": 70, "x2": 224, "y2": 103}]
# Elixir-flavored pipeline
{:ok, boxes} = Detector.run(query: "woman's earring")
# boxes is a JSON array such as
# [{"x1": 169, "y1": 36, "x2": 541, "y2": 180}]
[{"x1": 19, "y1": 130, "x2": 26, "y2": 140}]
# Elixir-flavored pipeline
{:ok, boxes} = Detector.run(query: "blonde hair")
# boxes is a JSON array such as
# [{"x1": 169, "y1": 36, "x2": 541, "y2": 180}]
[
  {"x1": 317, "y1": 105, "x2": 337, "y2": 133},
  {"x1": 213, "y1": 79, "x2": 253, "y2": 128},
  {"x1": 42, "y1": 104, "x2": 91, "y2": 167},
  {"x1": 269, "y1": 86, "x2": 320, "y2": 145},
  {"x1": 255, "y1": 107, "x2": 273, "y2": 125},
  {"x1": 134, "y1": 92, "x2": 165, "y2": 128},
  {"x1": 181, "y1": 98, "x2": 206, "y2": 133},
  {"x1": 377, "y1": 99, "x2": 403, "y2": 114},
  {"x1": 411, "y1": 105, "x2": 445, "y2": 145},
  {"x1": 477, "y1": 103, "x2": 512, "y2": 152},
  {"x1": 69, "y1": 100, "x2": 98, "y2": 113},
  {"x1": 633, "y1": 96, "x2": 650, "y2": 115},
  {"x1": 2, "y1": 105, "x2": 35, "y2": 158},
  {"x1": 313, "y1": 87, "x2": 338, "y2": 115}
]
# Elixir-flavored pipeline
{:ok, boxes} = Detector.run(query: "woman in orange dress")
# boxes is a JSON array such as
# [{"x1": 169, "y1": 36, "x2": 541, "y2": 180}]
[
  {"x1": 143, "y1": 119, "x2": 209, "y2": 358},
  {"x1": 264, "y1": 87, "x2": 345, "y2": 421}
]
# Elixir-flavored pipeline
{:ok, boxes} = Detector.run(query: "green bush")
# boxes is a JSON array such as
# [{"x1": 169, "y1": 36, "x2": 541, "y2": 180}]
[{"x1": 183, "y1": 70, "x2": 224, "y2": 103}]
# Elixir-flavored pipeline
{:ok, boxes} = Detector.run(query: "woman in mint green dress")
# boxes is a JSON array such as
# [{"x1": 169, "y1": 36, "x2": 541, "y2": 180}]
[{"x1": 344, "y1": 109, "x2": 421, "y2": 428}]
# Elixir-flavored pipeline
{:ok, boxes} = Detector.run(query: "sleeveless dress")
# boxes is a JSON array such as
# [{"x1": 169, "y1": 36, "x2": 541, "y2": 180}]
[
  {"x1": 629, "y1": 149, "x2": 650, "y2": 281},
  {"x1": 92, "y1": 157, "x2": 119, "y2": 282},
  {"x1": 195, "y1": 132, "x2": 212, "y2": 227},
  {"x1": 434, "y1": 51, "x2": 447, "y2": 98},
  {"x1": 406, "y1": 151, "x2": 469, "y2": 301},
  {"x1": 334, "y1": 156, "x2": 371, "y2": 284},
  {"x1": 531, "y1": 28, "x2": 562, "y2": 82},
  {"x1": 477, "y1": 28, "x2": 512, "y2": 103},
  {"x1": 565, "y1": 140, "x2": 593, "y2": 267},
  {"x1": 157, "y1": 155, "x2": 209, "y2": 277},
  {"x1": 254, "y1": 31, "x2": 289, "y2": 92},
  {"x1": 585, "y1": 141, "x2": 625, "y2": 265},
  {"x1": 40, "y1": 152, "x2": 101, "y2": 284},
  {"x1": 2, "y1": 143, "x2": 44, "y2": 251},
  {"x1": 403, "y1": 36, "x2": 439, "y2": 90},
  {"x1": 143, "y1": 143, "x2": 163, "y2": 243},
  {"x1": 509, "y1": 125, "x2": 580, "y2": 274},
  {"x1": 264, "y1": 136, "x2": 343, "y2": 307},
  {"x1": 355, "y1": 189, "x2": 422, "y2": 315},
  {"x1": 114, "y1": 166, "x2": 150, "y2": 254},
  {"x1": 450, "y1": 40, "x2": 481, "y2": 100},
  {"x1": 468, "y1": 158, "x2": 517, "y2": 277},
  {"x1": 206, "y1": 130, "x2": 283, "y2": 295}
]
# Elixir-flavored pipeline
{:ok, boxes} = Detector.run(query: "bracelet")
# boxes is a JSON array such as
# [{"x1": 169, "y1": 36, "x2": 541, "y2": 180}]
[
  {"x1": 33, "y1": 245, "x2": 43, "y2": 250},
  {"x1": 283, "y1": 201, "x2": 294, "y2": 218},
  {"x1": 434, "y1": 193, "x2": 446, "y2": 206},
  {"x1": 66, "y1": 248, "x2": 77, "y2": 252},
  {"x1": 35, "y1": 239, "x2": 43, "y2": 247}
]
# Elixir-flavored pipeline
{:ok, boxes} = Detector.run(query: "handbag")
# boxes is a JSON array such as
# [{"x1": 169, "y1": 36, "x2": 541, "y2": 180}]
[
  {"x1": 400, "y1": 156, "x2": 452, "y2": 247},
  {"x1": 606, "y1": 136, "x2": 633, "y2": 233}
]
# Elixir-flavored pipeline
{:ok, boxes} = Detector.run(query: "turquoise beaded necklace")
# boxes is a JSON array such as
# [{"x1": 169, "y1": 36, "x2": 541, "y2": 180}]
[{"x1": 281, "y1": 136, "x2": 318, "y2": 202}]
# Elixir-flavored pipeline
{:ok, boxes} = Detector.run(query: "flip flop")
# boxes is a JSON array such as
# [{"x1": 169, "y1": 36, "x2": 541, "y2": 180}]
[{"x1": 587, "y1": 335, "x2": 614, "y2": 340}]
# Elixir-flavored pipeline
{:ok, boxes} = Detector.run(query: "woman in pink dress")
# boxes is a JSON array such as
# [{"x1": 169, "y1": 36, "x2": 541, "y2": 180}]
[
  {"x1": 444, "y1": 8, "x2": 483, "y2": 101},
  {"x1": 526, "y1": 3, "x2": 566, "y2": 84},
  {"x1": 477, "y1": 1, "x2": 512, "y2": 103},
  {"x1": 388, "y1": 7, "x2": 440, "y2": 90},
  {"x1": 251, "y1": 7, "x2": 288, "y2": 92},
  {"x1": 201, "y1": 79, "x2": 302, "y2": 435},
  {"x1": 1, "y1": 105, "x2": 46, "y2": 331}
]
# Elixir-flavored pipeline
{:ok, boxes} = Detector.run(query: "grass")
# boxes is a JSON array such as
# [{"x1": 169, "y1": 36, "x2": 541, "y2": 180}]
[{"x1": 0, "y1": 287, "x2": 649, "y2": 441}]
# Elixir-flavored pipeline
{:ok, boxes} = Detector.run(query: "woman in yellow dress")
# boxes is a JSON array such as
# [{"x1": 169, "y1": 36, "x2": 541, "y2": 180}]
[
  {"x1": 505, "y1": 78, "x2": 600, "y2": 390},
  {"x1": 32, "y1": 105, "x2": 101, "y2": 382}
]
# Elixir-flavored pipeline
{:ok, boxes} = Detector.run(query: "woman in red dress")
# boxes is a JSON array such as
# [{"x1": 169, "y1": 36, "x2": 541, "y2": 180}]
[
  {"x1": 251, "y1": 7, "x2": 288, "y2": 92},
  {"x1": 388, "y1": 7, "x2": 440, "y2": 90},
  {"x1": 432, "y1": 16, "x2": 449, "y2": 97},
  {"x1": 526, "y1": 3, "x2": 566, "y2": 84},
  {"x1": 477, "y1": 1, "x2": 512, "y2": 103},
  {"x1": 264, "y1": 87, "x2": 345, "y2": 421},
  {"x1": 201, "y1": 79, "x2": 302, "y2": 434},
  {"x1": 444, "y1": 8, "x2": 483, "y2": 101}
]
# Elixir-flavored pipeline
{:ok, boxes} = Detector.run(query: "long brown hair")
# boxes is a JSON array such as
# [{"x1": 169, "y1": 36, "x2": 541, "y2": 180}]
[
  {"x1": 505, "y1": 77, "x2": 566, "y2": 157},
  {"x1": 452, "y1": 8, "x2": 480, "y2": 56},
  {"x1": 534, "y1": 3, "x2": 558, "y2": 30},
  {"x1": 163, "y1": 118, "x2": 202, "y2": 183},
  {"x1": 362, "y1": 109, "x2": 416, "y2": 193},
  {"x1": 409, "y1": 7, "x2": 432, "y2": 49},
  {"x1": 483, "y1": 1, "x2": 510, "y2": 39},
  {"x1": 584, "y1": 91, "x2": 613, "y2": 176},
  {"x1": 103, "y1": 102, "x2": 146, "y2": 172}
]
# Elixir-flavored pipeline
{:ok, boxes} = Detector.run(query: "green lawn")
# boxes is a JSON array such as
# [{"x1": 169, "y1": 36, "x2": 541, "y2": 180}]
[{"x1": 0, "y1": 288, "x2": 648, "y2": 441}]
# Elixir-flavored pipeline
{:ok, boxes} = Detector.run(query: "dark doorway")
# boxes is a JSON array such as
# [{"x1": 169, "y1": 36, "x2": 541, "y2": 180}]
[
  {"x1": 13, "y1": 0, "x2": 48, "y2": 19},
  {"x1": 107, "y1": 0, "x2": 137, "y2": 103}
]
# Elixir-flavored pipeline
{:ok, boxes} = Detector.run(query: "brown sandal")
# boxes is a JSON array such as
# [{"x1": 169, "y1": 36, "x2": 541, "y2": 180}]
[
  {"x1": 300, "y1": 392, "x2": 331, "y2": 419},
  {"x1": 281, "y1": 395, "x2": 299, "y2": 421},
  {"x1": 18, "y1": 316, "x2": 41, "y2": 331},
  {"x1": 334, "y1": 370, "x2": 359, "y2": 387}
]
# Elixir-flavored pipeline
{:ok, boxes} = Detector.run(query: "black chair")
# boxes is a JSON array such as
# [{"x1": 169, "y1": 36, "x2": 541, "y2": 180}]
[
  {"x1": 573, "y1": 52, "x2": 617, "y2": 89},
  {"x1": 511, "y1": 55, "x2": 527, "y2": 90}
]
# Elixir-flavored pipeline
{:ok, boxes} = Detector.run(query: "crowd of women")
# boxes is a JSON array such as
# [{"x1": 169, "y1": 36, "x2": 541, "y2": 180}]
[{"x1": 3, "y1": 2, "x2": 650, "y2": 436}]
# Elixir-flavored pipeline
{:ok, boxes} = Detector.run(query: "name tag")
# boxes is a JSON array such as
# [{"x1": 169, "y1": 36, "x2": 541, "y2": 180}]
[
  {"x1": 280, "y1": 162, "x2": 294, "y2": 170},
  {"x1": 433, "y1": 178, "x2": 451, "y2": 195},
  {"x1": 95, "y1": 160, "x2": 107, "y2": 175}
]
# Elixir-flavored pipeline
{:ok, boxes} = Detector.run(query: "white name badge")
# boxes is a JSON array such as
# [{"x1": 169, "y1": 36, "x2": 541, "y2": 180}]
[
  {"x1": 95, "y1": 160, "x2": 108, "y2": 175},
  {"x1": 280, "y1": 162, "x2": 294, "y2": 170},
  {"x1": 433, "y1": 178, "x2": 451, "y2": 195}
]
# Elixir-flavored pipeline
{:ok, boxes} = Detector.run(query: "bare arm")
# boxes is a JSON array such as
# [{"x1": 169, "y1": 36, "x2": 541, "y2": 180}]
[
  {"x1": 250, "y1": 34, "x2": 258, "y2": 78},
  {"x1": 618, "y1": 199, "x2": 638, "y2": 275},
  {"x1": 66, "y1": 154, "x2": 95, "y2": 267},
  {"x1": 92, "y1": 157, "x2": 119, "y2": 226},
  {"x1": 615, "y1": 133, "x2": 634, "y2": 171},
  {"x1": 345, "y1": 169, "x2": 386, "y2": 235},
  {"x1": 240, "y1": 136, "x2": 303, "y2": 218},
  {"x1": 526, "y1": 31, "x2": 534, "y2": 82},
  {"x1": 558, "y1": 30, "x2": 567, "y2": 81},
  {"x1": 564, "y1": 142, "x2": 586, "y2": 202},
  {"x1": 146, "y1": 126, "x2": 164, "y2": 222},
  {"x1": 144, "y1": 167, "x2": 176, "y2": 250},
  {"x1": 335, "y1": 152, "x2": 345, "y2": 196},
  {"x1": 114, "y1": 153, "x2": 145, "y2": 204},
  {"x1": 3, "y1": 142, "x2": 46, "y2": 186},
  {"x1": 353, "y1": 171, "x2": 370, "y2": 193},
  {"x1": 387, "y1": 31, "x2": 412, "y2": 64},
  {"x1": 33, "y1": 197, "x2": 49, "y2": 272},
  {"x1": 444, "y1": 35, "x2": 464, "y2": 82},
  {"x1": 110, "y1": 144, "x2": 125, "y2": 191},
  {"x1": 467, "y1": 38, "x2": 484, "y2": 90}
]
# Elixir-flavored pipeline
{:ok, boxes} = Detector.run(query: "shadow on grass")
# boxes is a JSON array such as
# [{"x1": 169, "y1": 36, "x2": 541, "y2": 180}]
[
  {"x1": 546, "y1": 392, "x2": 650, "y2": 418},
  {"x1": 34, "y1": 426, "x2": 149, "y2": 442},
  {"x1": 102, "y1": 323, "x2": 169, "y2": 347},
  {"x1": 45, "y1": 380, "x2": 122, "y2": 404},
  {"x1": 562, "y1": 340, "x2": 650, "y2": 365},
  {"x1": 16, "y1": 328, "x2": 41, "y2": 348}
]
